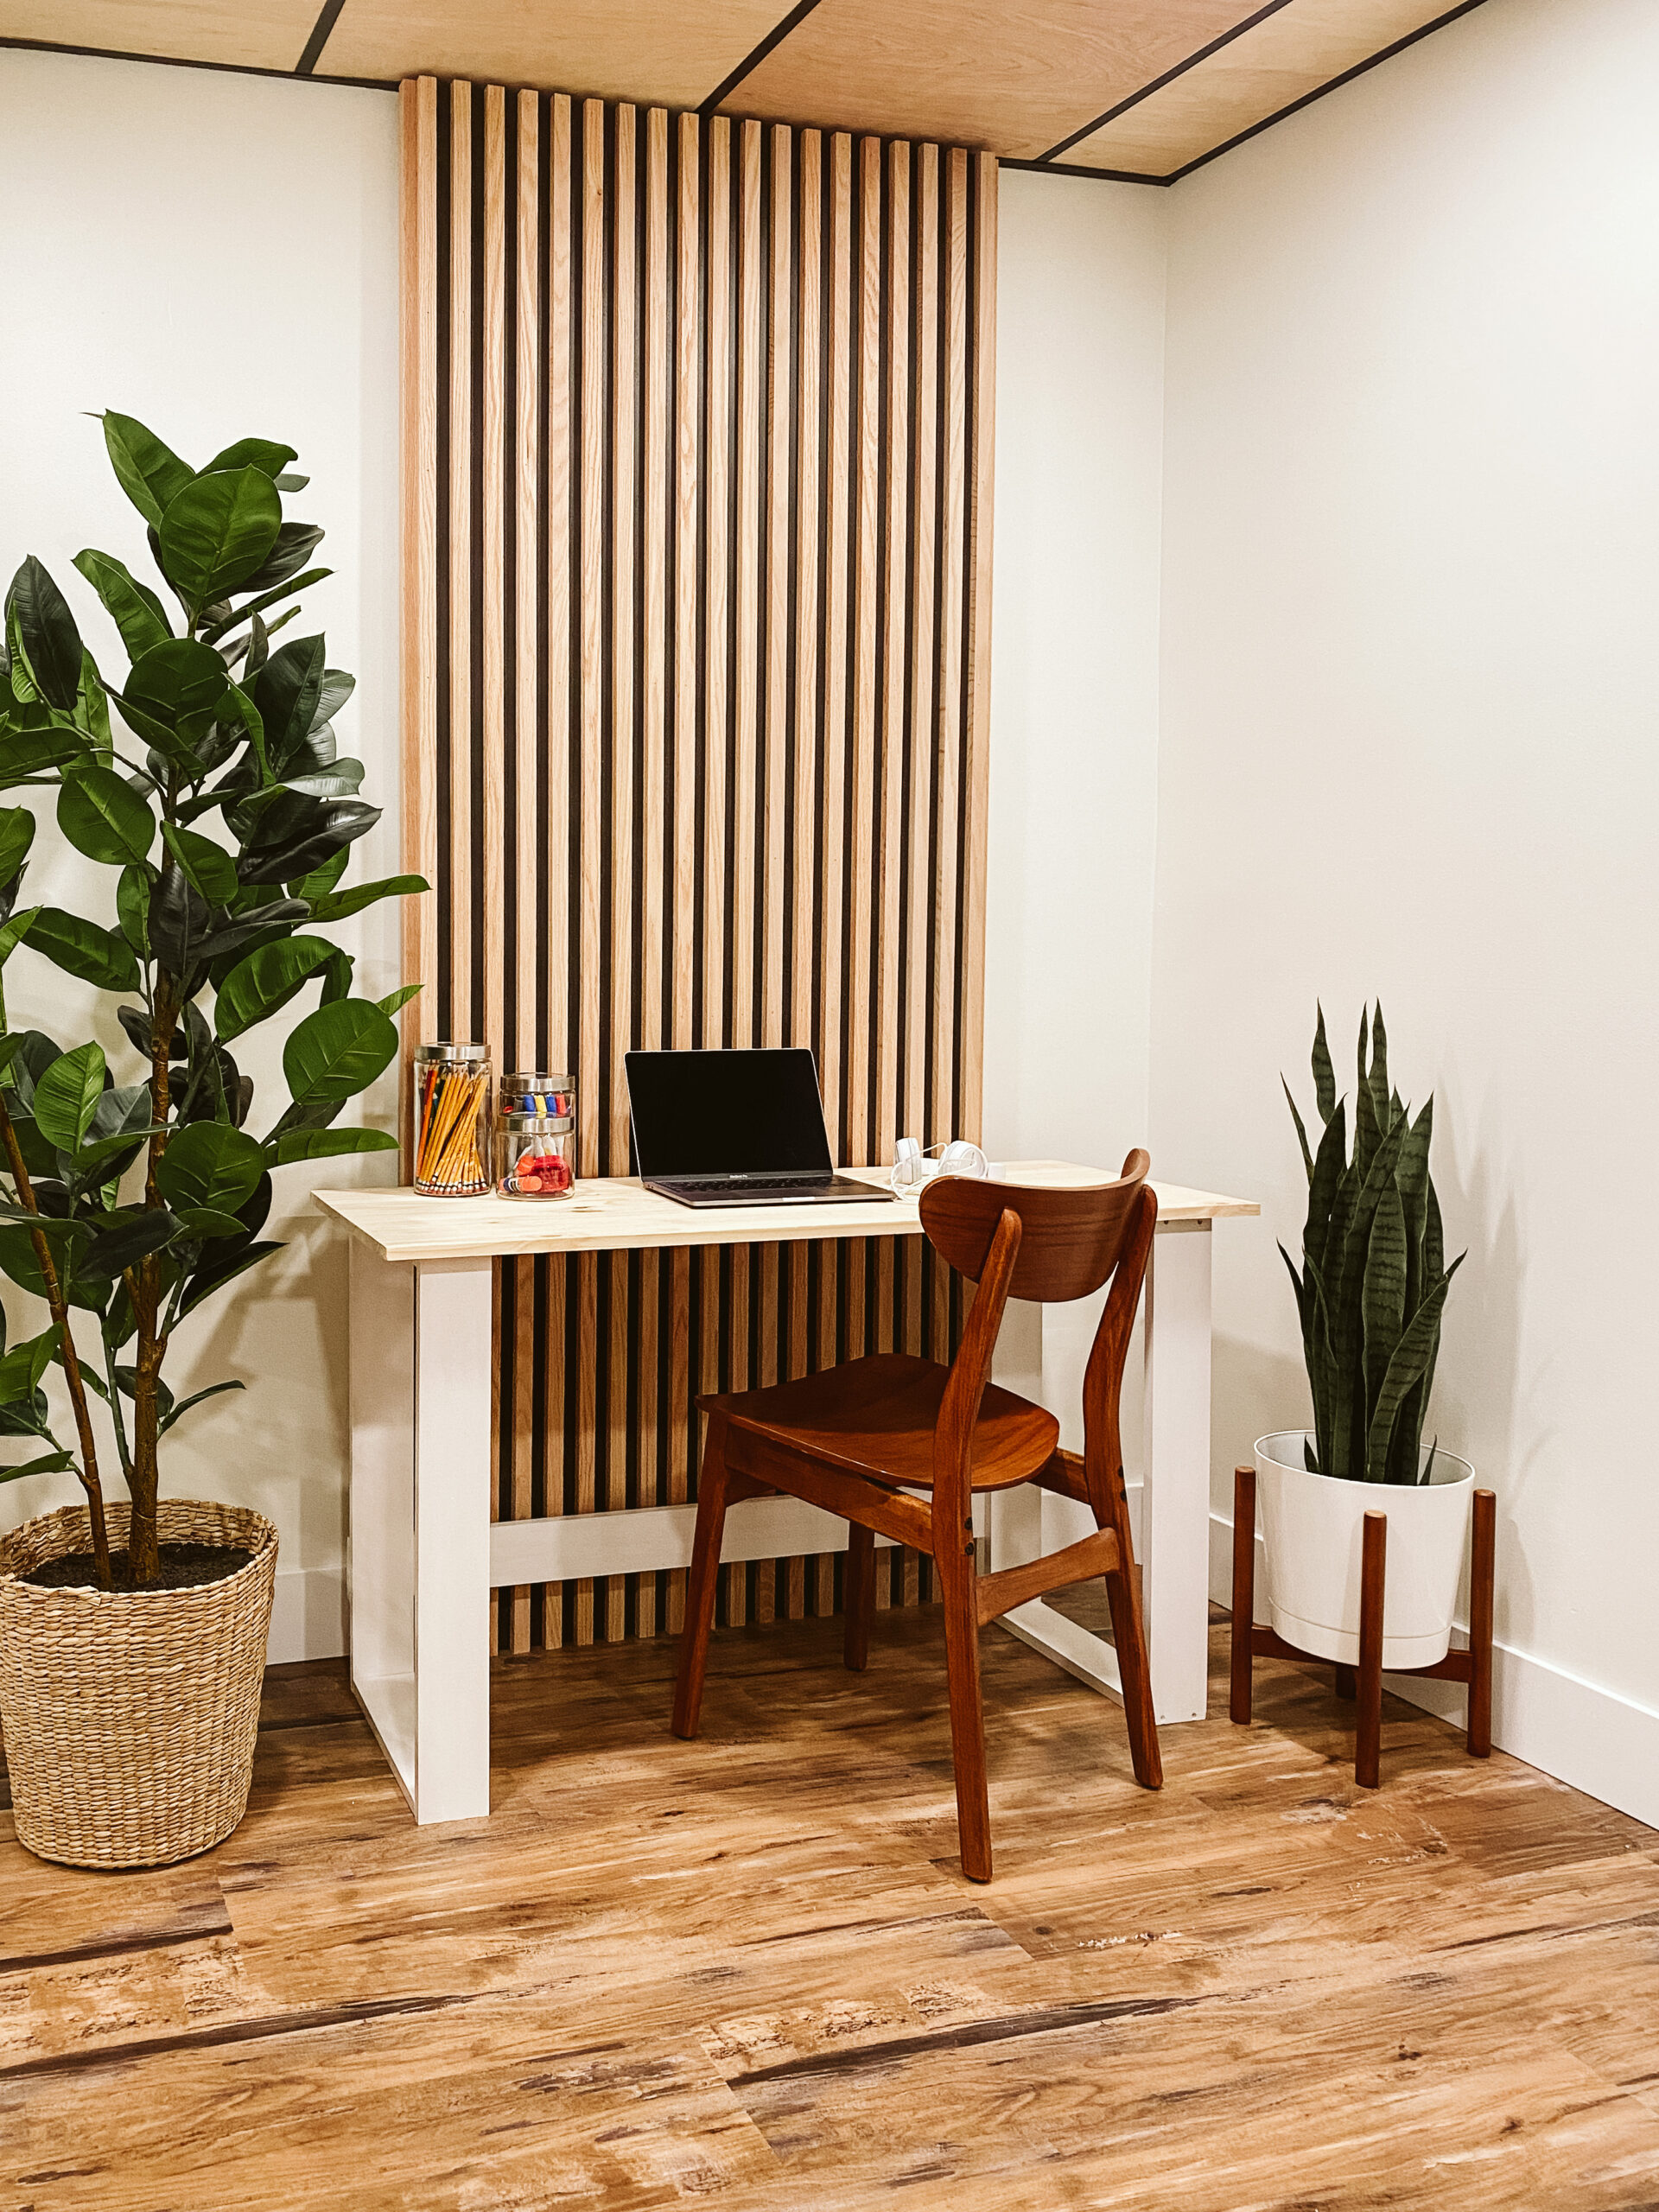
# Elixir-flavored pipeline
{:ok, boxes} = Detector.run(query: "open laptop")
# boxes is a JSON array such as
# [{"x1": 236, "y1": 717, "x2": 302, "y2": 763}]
[{"x1": 625, "y1": 1047, "x2": 894, "y2": 1210}]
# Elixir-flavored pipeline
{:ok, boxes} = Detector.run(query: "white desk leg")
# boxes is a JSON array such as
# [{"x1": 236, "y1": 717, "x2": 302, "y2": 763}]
[
  {"x1": 410, "y1": 1256, "x2": 494, "y2": 1821},
  {"x1": 346, "y1": 1245, "x2": 494, "y2": 1825},
  {"x1": 1141, "y1": 1222, "x2": 1212, "y2": 1722}
]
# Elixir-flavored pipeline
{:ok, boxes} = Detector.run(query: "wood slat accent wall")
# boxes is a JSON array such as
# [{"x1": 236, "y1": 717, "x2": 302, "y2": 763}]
[{"x1": 399, "y1": 76, "x2": 997, "y2": 1649}]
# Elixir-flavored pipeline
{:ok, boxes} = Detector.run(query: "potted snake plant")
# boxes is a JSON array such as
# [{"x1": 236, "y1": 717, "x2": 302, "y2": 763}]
[
  {"x1": 0, "y1": 411, "x2": 425, "y2": 1867},
  {"x1": 1265, "y1": 1004, "x2": 1471, "y2": 1669}
]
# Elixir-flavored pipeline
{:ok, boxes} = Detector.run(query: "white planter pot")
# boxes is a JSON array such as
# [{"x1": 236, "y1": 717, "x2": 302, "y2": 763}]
[{"x1": 1254, "y1": 1432, "x2": 1474, "y2": 1669}]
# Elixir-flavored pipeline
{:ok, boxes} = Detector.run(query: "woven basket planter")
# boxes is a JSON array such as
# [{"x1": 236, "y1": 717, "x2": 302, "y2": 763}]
[{"x1": 0, "y1": 1497, "x2": 277, "y2": 1869}]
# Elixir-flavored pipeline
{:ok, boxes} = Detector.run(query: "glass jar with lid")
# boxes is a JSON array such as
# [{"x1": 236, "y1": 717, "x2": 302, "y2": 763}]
[
  {"x1": 412, "y1": 1042, "x2": 493, "y2": 1197},
  {"x1": 495, "y1": 1107, "x2": 575, "y2": 1198}
]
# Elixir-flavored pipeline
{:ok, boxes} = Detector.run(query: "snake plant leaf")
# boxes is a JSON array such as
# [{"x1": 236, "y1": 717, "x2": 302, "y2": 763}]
[
  {"x1": 1326, "y1": 1114, "x2": 1408, "y2": 1478},
  {"x1": 1353, "y1": 1056, "x2": 1381, "y2": 1180},
  {"x1": 1278, "y1": 1241, "x2": 1307, "y2": 1331},
  {"x1": 1368, "y1": 1001, "x2": 1390, "y2": 1131},
  {"x1": 1362, "y1": 1183, "x2": 1408, "y2": 1414},
  {"x1": 72, "y1": 550, "x2": 171, "y2": 661},
  {"x1": 100, "y1": 411, "x2": 194, "y2": 528},
  {"x1": 1312, "y1": 1003, "x2": 1335, "y2": 1123},
  {"x1": 1283, "y1": 1077, "x2": 1313, "y2": 1179},
  {"x1": 1305, "y1": 1099, "x2": 1348, "y2": 1280},
  {"x1": 1364, "y1": 1258, "x2": 1465, "y2": 1482}
]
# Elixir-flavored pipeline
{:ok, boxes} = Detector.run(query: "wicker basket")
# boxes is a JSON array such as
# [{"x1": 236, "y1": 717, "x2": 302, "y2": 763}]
[{"x1": 0, "y1": 1498, "x2": 277, "y2": 1869}]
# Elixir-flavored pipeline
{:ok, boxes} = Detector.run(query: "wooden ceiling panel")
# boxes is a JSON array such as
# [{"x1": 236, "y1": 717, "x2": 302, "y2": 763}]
[
  {"x1": 0, "y1": 0, "x2": 318, "y2": 70},
  {"x1": 716, "y1": 0, "x2": 1268, "y2": 160},
  {"x1": 1057, "y1": 0, "x2": 1465, "y2": 178},
  {"x1": 315, "y1": 0, "x2": 788, "y2": 107}
]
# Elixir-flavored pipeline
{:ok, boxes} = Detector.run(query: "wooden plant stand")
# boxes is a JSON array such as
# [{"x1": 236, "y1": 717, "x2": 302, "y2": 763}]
[{"x1": 1229, "y1": 1464, "x2": 1495, "y2": 1789}]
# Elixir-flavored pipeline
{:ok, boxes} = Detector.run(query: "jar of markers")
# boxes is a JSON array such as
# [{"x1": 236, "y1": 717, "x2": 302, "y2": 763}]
[{"x1": 495, "y1": 1073, "x2": 575, "y2": 1199}]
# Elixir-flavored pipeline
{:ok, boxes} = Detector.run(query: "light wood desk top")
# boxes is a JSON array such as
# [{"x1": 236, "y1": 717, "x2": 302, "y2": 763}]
[{"x1": 315, "y1": 1161, "x2": 1258, "y2": 1265}]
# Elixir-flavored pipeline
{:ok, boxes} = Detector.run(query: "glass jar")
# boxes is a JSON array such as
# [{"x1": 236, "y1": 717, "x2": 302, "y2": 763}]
[
  {"x1": 412, "y1": 1042, "x2": 493, "y2": 1197},
  {"x1": 499, "y1": 1071, "x2": 575, "y2": 1119},
  {"x1": 496, "y1": 1110, "x2": 575, "y2": 1198}
]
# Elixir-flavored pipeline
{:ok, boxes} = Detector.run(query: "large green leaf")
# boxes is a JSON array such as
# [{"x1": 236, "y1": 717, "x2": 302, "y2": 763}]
[
  {"x1": 253, "y1": 635, "x2": 327, "y2": 772},
  {"x1": 0, "y1": 1452, "x2": 75, "y2": 1483},
  {"x1": 237, "y1": 792, "x2": 380, "y2": 886},
  {"x1": 0, "y1": 1329, "x2": 58, "y2": 1408},
  {"x1": 7, "y1": 558, "x2": 84, "y2": 712},
  {"x1": 202, "y1": 438, "x2": 297, "y2": 480},
  {"x1": 158, "y1": 1377, "x2": 245, "y2": 1433},
  {"x1": 101, "y1": 412, "x2": 194, "y2": 527},
  {"x1": 0, "y1": 806, "x2": 35, "y2": 889},
  {"x1": 199, "y1": 568, "x2": 331, "y2": 646},
  {"x1": 72, "y1": 550, "x2": 171, "y2": 661},
  {"x1": 156, "y1": 1122, "x2": 265, "y2": 1219},
  {"x1": 24, "y1": 908, "x2": 141, "y2": 991},
  {"x1": 270, "y1": 1126, "x2": 398, "y2": 1165},
  {"x1": 242, "y1": 521, "x2": 323, "y2": 596},
  {"x1": 0, "y1": 710, "x2": 92, "y2": 785},
  {"x1": 215, "y1": 933, "x2": 334, "y2": 1041},
  {"x1": 81, "y1": 1206, "x2": 181, "y2": 1277},
  {"x1": 57, "y1": 764, "x2": 156, "y2": 868},
  {"x1": 161, "y1": 823, "x2": 237, "y2": 905},
  {"x1": 304, "y1": 872, "x2": 429, "y2": 925},
  {"x1": 179, "y1": 1236, "x2": 282, "y2": 1318},
  {"x1": 283, "y1": 999, "x2": 398, "y2": 1106},
  {"x1": 157, "y1": 467, "x2": 282, "y2": 612},
  {"x1": 32, "y1": 1040, "x2": 107, "y2": 1152}
]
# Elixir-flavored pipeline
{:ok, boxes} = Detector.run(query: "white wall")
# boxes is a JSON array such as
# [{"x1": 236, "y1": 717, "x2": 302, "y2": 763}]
[
  {"x1": 1154, "y1": 0, "x2": 1659, "y2": 1815},
  {"x1": 0, "y1": 49, "x2": 401, "y2": 1657},
  {"x1": 983, "y1": 170, "x2": 1167, "y2": 1174}
]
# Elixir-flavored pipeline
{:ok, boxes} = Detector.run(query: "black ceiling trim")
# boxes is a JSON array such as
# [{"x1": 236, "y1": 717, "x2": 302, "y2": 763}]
[
  {"x1": 1000, "y1": 156, "x2": 1168, "y2": 189},
  {"x1": 1037, "y1": 0, "x2": 1298, "y2": 166},
  {"x1": 296, "y1": 0, "x2": 347, "y2": 77},
  {"x1": 0, "y1": 32, "x2": 395, "y2": 92},
  {"x1": 700, "y1": 0, "x2": 825, "y2": 117},
  {"x1": 1166, "y1": 0, "x2": 1494, "y2": 183}
]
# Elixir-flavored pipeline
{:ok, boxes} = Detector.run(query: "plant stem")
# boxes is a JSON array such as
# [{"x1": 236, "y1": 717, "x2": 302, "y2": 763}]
[
  {"x1": 0, "y1": 1096, "x2": 112, "y2": 1588},
  {"x1": 129, "y1": 973, "x2": 179, "y2": 1587}
]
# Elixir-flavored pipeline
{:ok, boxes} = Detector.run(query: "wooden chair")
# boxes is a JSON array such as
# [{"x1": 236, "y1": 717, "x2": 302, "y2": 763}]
[{"x1": 671, "y1": 1154, "x2": 1163, "y2": 1882}]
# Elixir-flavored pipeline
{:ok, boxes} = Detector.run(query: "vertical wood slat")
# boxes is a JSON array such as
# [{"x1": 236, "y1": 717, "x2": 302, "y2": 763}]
[
  {"x1": 399, "y1": 75, "x2": 440, "y2": 1164},
  {"x1": 404, "y1": 82, "x2": 995, "y2": 1648}
]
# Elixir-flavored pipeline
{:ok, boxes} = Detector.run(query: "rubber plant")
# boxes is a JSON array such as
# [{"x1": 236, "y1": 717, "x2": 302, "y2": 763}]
[
  {"x1": 1279, "y1": 1003, "x2": 1464, "y2": 1484},
  {"x1": 0, "y1": 412, "x2": 424, "y2": 1588}
]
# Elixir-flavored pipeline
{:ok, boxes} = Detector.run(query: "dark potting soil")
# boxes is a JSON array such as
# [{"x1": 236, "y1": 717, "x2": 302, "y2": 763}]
[{"x1": 21, "y1": 1542, "x2": 253, "y2": 1593}]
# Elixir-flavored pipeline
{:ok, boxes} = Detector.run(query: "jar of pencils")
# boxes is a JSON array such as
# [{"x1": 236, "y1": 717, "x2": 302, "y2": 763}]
[
  {"x1": 412, "y1": 1042, "x2": 493, "y2": 1197},
  {"x1": 495, "y1": 1109, "x2": 575, "y2": 1198}
]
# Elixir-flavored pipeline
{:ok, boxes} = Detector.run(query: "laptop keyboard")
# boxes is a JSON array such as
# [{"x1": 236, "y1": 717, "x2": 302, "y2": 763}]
[{"x1": 667, "y1": 1174, "x2": 826, "y2": 1192}]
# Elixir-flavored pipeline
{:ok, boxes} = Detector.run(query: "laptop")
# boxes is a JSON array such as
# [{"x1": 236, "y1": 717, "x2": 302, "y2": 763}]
[{"x1": 625, "y1": 1047, "x2": 895, "y2": 1210}]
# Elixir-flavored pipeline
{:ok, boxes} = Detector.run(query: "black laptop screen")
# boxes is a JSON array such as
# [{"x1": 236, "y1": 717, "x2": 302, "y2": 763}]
[{"x1": 625, "y1": 1049, "x2": 835, "y2": 1179}]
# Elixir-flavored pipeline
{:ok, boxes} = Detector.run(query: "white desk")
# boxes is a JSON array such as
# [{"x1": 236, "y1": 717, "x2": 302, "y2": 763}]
[{"x1": 317, "y1": 1163, "x2": 1257, "y2": 1823}]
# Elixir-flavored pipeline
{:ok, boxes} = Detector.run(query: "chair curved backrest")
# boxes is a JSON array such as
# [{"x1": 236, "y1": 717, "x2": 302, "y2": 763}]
[{"x1": 918, "y1": 1150, "x2": 1152, "y2": 1303}]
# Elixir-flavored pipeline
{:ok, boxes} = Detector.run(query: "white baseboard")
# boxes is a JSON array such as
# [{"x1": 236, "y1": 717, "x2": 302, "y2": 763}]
[
  {"x1": 1208, "y1": 1512, "x2": 1659, "y2": 1832},
  {"x1": 269, "y1": 1564, "x2": 346, "y2": 1665}
]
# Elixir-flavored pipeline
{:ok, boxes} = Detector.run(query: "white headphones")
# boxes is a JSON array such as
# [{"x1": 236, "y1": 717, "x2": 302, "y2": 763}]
[{"x1": 890, "y1": 1136, "x2": 989, "y2": 1196}]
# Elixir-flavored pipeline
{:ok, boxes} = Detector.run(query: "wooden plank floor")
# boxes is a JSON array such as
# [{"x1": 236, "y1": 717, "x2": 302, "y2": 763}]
[{"x1": 1, "y1": 1605, "x2": 1656, "y2": 2210}]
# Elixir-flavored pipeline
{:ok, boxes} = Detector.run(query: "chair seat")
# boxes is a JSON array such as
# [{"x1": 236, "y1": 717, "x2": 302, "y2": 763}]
[{"x1": 701, "y1": 1353, "x2": 1060, "y2": 1493}]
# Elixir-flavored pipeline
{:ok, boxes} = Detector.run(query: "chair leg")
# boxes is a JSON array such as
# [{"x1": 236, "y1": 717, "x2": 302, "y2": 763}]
[
  {"x1": 671, "y1": 1421, "x2": 731, "y2": 1740},
  {"x1": 1103, "y1": 1549, "x2": 1163, "y2": 1791},
  {"x1": 938, "y1": 1550, "x2": 993, "y2": 1883},
  {"x1": 1355, "y1": 1510, "x2": 1387, "y2": 1789},
  {"x1": 844, "y1": 1522, "x2": 876, "y2": 1671}
]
